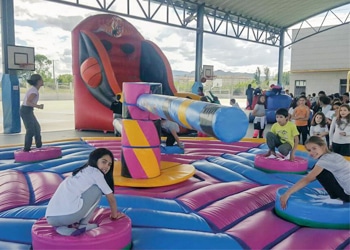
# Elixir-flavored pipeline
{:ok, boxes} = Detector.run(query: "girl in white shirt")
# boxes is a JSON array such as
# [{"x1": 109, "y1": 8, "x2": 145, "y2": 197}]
[
  {"x1": 280, "y1": 136, "x2": 350, "y2": 209},
  {"x1": 329, "y1": 104, "x2": 350, "y2": 156},
  {"x1": 252, "y1": 95, "x2": 266, "y2": 138},
  {"x1": 20, "y1": 74, "x2": 44, "y2": 151},
  {"x1": 309, "y1": 112, "x2": 328, "y2": 143},
  {"x1": 46, "y1": 148, "x2": 122, "y2": 236},
  {"x1": 325, "y1": 101, "x2": 341, "y2": 127}
]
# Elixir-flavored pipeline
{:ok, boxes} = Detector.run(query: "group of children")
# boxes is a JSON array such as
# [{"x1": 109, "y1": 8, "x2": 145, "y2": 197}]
[
  {"x1": 262, "y1": 106, "x2": 350, "y2": 208},
  {"x1": 250, "y1": 92, "x2": 350, "y2": 157},
  {"x1": 20, "y1": 74, "x2": 349, "y2": 237},
  {"x1": 289, "y1": 94, "x2": 350, "y2": 157},
  {"x1": 258, "y1": 95, "x2": 350, "y2": 208},
  {"x1": 44, "y1": 109, "x2": 349, "y2": 238}
]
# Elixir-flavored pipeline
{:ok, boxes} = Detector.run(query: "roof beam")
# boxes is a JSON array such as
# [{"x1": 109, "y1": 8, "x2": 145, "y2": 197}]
[
  {"x1": 284, "y1": 7, "x2": 350, "y2": 48},
  {"x1": 45, "y1": 0, "x2": 282, "y2": 47},
  {"x1": 45, "y1": 0, "x2": 349, "y2": 49}
]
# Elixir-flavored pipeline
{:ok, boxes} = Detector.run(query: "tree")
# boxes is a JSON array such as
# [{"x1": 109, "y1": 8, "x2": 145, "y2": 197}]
[
  {"x1": 57, "y1": 74, "x2": 73, "y2": 86},
  {"x1": 273, "y1": 72, "x2": 290, "y2": 87},
  {"x1": 254, "y1": 67, "x2": 261, "y2": 85},
  {"x1": 264, "y1": 67, "x2": 270, "y2": 83},
  {"x1": 281, "y1": 72, "x2": 290, "y2": 86},
  {"x1": 35, "y1": 54, "x2": 53, "y2": 83}
]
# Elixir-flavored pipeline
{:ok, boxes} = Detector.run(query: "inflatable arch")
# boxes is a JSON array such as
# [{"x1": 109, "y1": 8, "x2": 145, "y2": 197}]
[{"x1": 72, "y1": 14, "x2": 193, "y2": 132}]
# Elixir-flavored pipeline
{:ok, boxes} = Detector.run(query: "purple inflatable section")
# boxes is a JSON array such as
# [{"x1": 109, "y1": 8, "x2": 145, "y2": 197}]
[
  {"x1": 0, "y1": 138, "x2": 348, "y2": 249},
  {"x1": 0, "y1": 170, "x2": 63, "y2": 213}
]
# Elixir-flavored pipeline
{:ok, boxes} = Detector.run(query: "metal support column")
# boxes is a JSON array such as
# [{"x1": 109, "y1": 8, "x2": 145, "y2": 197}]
[
  {"x1": 194, "y1": 4, "x2": 204, "y2": 82},
  {"x1": 1, "y1": 0, "x2": 15, "y2": 74},
  {"x1": 277, "y1": 29, "x2": 285, "y2": 86},
  {"x1": 1, "y1": 0, "x2": 21, "y2": 134}
]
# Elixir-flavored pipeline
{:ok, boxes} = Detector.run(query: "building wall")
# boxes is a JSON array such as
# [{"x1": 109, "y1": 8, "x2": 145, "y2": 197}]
[
  {"x1": 290, "y1": 71, "x2": 347, "y2": 96},
  {"x1": 290, "y1": 24, "x2": 350, "y2": 96}
]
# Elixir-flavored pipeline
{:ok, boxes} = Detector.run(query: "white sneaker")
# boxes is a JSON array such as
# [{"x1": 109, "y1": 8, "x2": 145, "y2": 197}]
[
  {"x1": 284, "y1": 153, "x2": 291, "y2": 160},
  {"x1": 178, "y1": 142, "x2": 185, "y2": 149},
  {"x1": 266, "y1": 154, "x2": 276, "y2": 159}
]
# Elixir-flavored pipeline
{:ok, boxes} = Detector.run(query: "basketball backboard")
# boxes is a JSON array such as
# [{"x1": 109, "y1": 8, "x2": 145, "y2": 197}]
[
  {"x1": 202, "y1": 65, "x2": 214, "y2": 80},
  {"x1": 7, "y1": 45, "x2": 35, "y2": 71}
]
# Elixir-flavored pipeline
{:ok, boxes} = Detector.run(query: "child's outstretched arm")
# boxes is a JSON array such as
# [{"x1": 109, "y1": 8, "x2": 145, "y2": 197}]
[
  {"x1": 105, "y1": 193, "x2": 122, "y2": 220},
  {"x1": 280, "y1": 165, "x2": 323, "y2": 209},
  {"x1": 329, "y1": 118, "x2": 336, "y2": 149}
]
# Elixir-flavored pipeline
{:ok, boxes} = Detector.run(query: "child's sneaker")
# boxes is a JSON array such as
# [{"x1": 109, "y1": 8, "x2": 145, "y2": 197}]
[
  {"x1": 266, "y1": 154, "x2": 276, "y2": 159},
  {"x1": 284, "y1": 153, "x2": 291, "y2": 160},
  {"x1": 178, "y1": 142, "x2": 185, "y2": 149}
]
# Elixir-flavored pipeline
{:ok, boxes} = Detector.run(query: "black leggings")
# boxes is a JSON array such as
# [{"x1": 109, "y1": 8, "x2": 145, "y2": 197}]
[
  {"x1": 253, "y1": 122, "x2": 265, "y2": 138},
  {"x1": 297, "y1": 125, "x2": 308, "y2": 145},
  {"x1": 165, "y1": 133, "x2": 176, "y2": 146},
  {"x1": 332, "y1": 142, "x2": 350, "y2": 157},
  {"x1": 20, "y1": 105, "x2": 42, "y2": 151},
  {"x1": 317, "y1": 169, "x2": 350, "y2": 202}
]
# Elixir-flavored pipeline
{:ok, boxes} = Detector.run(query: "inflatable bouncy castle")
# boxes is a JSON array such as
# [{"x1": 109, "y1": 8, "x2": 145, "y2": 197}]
[
  {"x1": 72, "y1": 14, "x2": 193, "y2": 132},
  {"x1": 249, "y1": 93, "x2": 292, "y2": 124}
]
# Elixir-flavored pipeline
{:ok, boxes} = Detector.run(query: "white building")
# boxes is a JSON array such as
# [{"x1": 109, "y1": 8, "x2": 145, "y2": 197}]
[{"x1": 289, "y1": 24, "x2": 350, "y2": 97}]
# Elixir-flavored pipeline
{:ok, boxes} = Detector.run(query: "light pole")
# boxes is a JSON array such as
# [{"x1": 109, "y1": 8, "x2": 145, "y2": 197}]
[{"x1": 52, "y1": 60, "x2": 57, "y2": 91}]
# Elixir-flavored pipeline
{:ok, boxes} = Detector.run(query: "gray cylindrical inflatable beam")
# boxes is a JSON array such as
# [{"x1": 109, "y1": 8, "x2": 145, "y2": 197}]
[{"x1": 137, "y1": 94, "x2": 248, "y2": 143}]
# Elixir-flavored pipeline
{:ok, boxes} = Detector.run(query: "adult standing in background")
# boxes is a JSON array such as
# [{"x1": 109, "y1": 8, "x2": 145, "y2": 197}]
[
  {"x1": 245, "y1": 84, "x2": 254, "y2": 110},
  {"x1": 191, "y1": 77, "x2": 206, "y2": 96},
  {"x1": 20, "y1": 74, "x2": 44, "y2": 152}
]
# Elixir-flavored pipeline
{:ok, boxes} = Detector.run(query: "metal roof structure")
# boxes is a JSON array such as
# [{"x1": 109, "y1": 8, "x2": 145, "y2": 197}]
[
  {"x1": 196, "y1": 0, "x2": 350, "y2": 29},
  {"x1": 43, "y1": 0, "x2": 350, "y2": 81},
  {"x1": 46, "y1": 0, "x2": 350, "y2": 47}
]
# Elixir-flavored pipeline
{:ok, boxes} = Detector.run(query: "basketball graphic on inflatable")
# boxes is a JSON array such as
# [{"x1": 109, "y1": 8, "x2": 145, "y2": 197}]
[{"x1": 80, "y1": 57, "x2": 102, "y2": 88}]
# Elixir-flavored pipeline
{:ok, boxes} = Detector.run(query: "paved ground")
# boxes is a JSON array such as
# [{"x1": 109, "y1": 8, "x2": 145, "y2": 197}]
[{"x1": 0, "y1": 98, "x2": 271, "y2": 146}]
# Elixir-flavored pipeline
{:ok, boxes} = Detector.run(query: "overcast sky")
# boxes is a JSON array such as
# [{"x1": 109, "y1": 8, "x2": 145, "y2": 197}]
[{"x1": 7, "y1": 0, "x2": 350, "y2": 76}]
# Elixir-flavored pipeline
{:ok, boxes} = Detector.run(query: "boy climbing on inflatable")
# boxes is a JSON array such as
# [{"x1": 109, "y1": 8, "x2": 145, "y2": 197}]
[{"x1": 264, "y1": 108, "x2": 299, "y2": 161}]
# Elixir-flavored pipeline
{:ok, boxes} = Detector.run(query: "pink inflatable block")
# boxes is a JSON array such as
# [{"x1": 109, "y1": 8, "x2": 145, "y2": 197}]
[
  {"x1": 272, "y1": 227, "x2": 350, "y2": 249},
  {"x1": 32, "y1": 208, "x2": 132, "y2": 250},
  {"x1": 254, "y1": 154, "x2": 308, "y2": 173},
  {"x1": 199, "y1": 185, "x2": 281, "y2": 230},
  {"x1": 227, "y1": 208, "x2": 298, "y2": 249},
  {"x1": 14, "y1": 147, "x2": 62, "y2": 163},
  {"x1": 178, "y1": 182, "x2": 259, "y2": 210},
  {"x1": 0, "y1": 170, "x2": 30, "y2": 212},
  {"x1": 27, "y1": 172, "x2": 63, "y2": 203}
]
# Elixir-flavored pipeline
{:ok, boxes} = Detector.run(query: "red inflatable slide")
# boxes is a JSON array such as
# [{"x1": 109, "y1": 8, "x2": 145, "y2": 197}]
[{"x1": 72, "y1": 14, "x2": 180, "y2": 131}]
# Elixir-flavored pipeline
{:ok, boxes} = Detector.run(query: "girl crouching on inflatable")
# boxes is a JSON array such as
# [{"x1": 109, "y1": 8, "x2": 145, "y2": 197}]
[
  {"x1": 46, "y1": 148, "x2": 123, "y2": 236},
  {"x1": 280, "y1": 136, "x2": 350, "y2": 208}
]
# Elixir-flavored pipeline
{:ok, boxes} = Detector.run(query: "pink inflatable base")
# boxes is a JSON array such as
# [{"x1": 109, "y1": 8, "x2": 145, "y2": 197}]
[
  {"x1": 254, "y1": 154, "x2": 308, "y2": 173},
  {"x1": 32, "y1": 208, "x2": 132, "y2": 250},
  {"x1": 14, "y1": 147, "x2": 62, "y2": 163}
]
